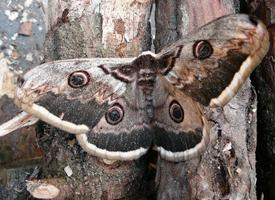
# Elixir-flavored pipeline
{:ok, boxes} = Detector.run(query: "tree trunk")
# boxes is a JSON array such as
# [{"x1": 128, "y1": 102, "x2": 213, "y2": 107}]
[{"x1": 249, "y1": 1, "x2": 275, "y2": 199}]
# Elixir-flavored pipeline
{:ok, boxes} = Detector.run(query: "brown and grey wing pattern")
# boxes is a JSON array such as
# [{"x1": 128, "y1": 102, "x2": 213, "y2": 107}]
[
  {"x1": 14, "y1": 58, "x2": 152, "y2": 160},
  {"x1": 152, "y1": 77, "x2": 210, "y2": 162},
  {"x1": 15, "y1": 59, "x2": 131, "y2": 130},
  {"x1": 0, "y1": 14, "x2": 270, "y2": 162},
  {"x1": 157, "y1": 14, "x2": 269, "y2": 107}
]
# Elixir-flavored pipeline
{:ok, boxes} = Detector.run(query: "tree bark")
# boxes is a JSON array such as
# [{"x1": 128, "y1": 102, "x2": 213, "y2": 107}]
[
  {"x1": 0, "y1": 0, "x2": 46, "y2": 164},
  {"x1": 0, "y1": 1, "x2": 46, "y2": 199},
  {"x1": 249, "y1": 1, "x2": 275, "y2": 199}
]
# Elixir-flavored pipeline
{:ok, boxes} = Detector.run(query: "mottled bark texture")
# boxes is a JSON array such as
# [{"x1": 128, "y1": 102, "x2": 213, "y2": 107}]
[
  {"x1": 0, "y1": 0, "x2": 46, "y2": 199},
  {"x1": 249, "y1": 1, "x2": 275, "y2": 199},
  {"x1": 155, "y1": 1, "x2": 258, "y2": 199},
  {"x1": 44, "y1": 0, "x2": 152, "y2": 60}
]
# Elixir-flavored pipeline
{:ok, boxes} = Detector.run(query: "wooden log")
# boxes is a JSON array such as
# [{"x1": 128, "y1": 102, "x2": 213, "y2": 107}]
[{"x1": 26, "y1": 178, "x2": 73, "y2": 200}]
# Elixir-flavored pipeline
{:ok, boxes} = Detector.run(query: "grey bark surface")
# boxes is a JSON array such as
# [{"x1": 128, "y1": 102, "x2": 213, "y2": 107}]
[
  {"x1": 0, "y1": 0, "x2": 46, "y2": 163},
  {"x1": 250, "y1": 1, "x2": 275, "y2": 199},
  {"x1": 0, "y1": 1, "x2": 46, "y2": 199}
]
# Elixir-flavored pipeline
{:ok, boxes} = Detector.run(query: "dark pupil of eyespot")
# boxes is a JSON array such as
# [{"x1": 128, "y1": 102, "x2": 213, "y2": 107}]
[
  {"x1": 194, "y1": 40, "x2": 213, "y2": 60},
  {"x1": 173, "y1": 106, "x2": 182, "y2": 120},
  {"x1": 70, "y1": 75, "x2": 84, "y2": 86},
  {"x1": 199, "y1": 44, "x2": 211, "y2": 58},
  {"x1": 108, "y1": 109, "x2": 120, "y2": 122}
]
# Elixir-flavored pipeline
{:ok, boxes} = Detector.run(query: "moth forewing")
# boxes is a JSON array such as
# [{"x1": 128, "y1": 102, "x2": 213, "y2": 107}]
[
  {"x1": 160, "y1": 14, "x2": 269, "y2": 108},
  {"x1": 209, "y1": 19, "x2": 270, "y2": 107}
]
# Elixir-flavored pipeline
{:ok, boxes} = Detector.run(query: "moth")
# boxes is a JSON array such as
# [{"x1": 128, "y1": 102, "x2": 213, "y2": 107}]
[{"x1": 0, "y1": 14, "x2": 269, "y2": 162}]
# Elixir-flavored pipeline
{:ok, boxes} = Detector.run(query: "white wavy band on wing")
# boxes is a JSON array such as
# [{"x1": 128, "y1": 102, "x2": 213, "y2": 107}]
[
  {"x1": 17, "y1": 102, "x2": 90, "y2": 134},
  {"x1": 210, "y1": 20, "x2": 270, "y2": 108},
  {"x1": 156, "y1": 116, "x2": 210, "y2": 162},
  {"x1": 76, "y1": 133, "x2": 148, "y2": 161}
]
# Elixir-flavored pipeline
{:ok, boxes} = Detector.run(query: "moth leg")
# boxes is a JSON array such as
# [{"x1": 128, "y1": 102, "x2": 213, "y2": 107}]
[{"x1": 210, "y1": 20, "x2": 269, "y2": 107}]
